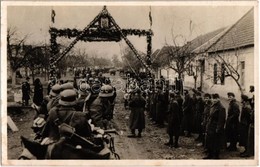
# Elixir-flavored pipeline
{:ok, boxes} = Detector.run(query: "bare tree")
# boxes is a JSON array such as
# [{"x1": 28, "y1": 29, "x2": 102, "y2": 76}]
[
  {"x1": 7, "y1": 27, "x2": 31, "y2": 86},
  {"x1": 156, "y1": 35, "x2": 196, "y2": 80}
]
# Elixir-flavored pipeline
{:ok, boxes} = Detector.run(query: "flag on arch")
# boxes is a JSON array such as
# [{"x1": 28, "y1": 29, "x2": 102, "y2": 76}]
[{"x1": 51, "y1": 9, "x2": 56, "y2": 23}]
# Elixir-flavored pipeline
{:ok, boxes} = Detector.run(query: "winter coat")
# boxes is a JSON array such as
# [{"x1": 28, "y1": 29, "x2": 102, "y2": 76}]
[
  {"x1": 194, "y1": 97, "x2": 204, "y2": 133},
  {"x1": 239, "y1": 103, "x2": 252, "y2": 146},
  {"x1": 33, "y1": 83, "x2": 43, "y2": 106},
  {"x1": 22, "y1": 81, "x2": 30, "y2": 100},
  {"x1": 167, "y1": 99, "x2": 181, "y2": 136},
  {"x1": 226, "y1": 99, "x2": 240, "y2": 142},
  {"x1": 205, "y1": 101, "x2": 226, "y2": 151},
  {"x1": 129, "y1": 95, "x2": 146, "y2": 130}
]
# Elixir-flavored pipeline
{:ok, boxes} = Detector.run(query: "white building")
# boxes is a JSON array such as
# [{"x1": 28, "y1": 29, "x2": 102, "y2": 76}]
[{"x1": 187, "y1": 8, "x2": 254, "y2": 98}]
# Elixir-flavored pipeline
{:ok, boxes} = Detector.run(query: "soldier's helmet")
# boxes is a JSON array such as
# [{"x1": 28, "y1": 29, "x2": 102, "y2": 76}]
[
  {"x1": 99, "y1": 85, "x2": 114, "y2": 97},
  {"x1": 61, "y1": 82, "x2": 74, "y2": 91},
  {"x1": 79, "y1": 82, "x2": 91, "y2": 96},
  {"x1": 50, "y1": 84, "x2": 62, "y2": 97},
  {"x1": 59, "y1": 89, "x2": 77, "y2": 106}
]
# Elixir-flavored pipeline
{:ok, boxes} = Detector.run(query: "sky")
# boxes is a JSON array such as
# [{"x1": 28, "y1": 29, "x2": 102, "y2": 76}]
[{"x1": 7, "y1": 5, "x2": 253, "y2": 60}]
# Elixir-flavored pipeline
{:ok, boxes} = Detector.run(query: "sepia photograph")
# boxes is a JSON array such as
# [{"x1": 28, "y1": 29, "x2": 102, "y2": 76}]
[{"x1": 1, "y1": 1, "x2": 258, "y2": 166}]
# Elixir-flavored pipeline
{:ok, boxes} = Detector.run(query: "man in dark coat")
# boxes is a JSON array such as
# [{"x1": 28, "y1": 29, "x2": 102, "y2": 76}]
[
  {"x1": 22, "y1": 77, "x2": 31, "y2": 106},
  {"x1": 204, "y1": 94, "x2": 226, "y2": 159},
  {"x1": 202, "y1": 93, "x2": 212, "y2": 148},
  {"x1": 165, "y1": 92, "x2": 180, "y2": 148},
  {"x1": 175, "y1": 91, "x2": 184, "y2": 134},
  {"x1": 226, "y1": 92, "x2": 240, "y2": 151},
  {"x1": 195, "y1": 92, "x2": 205, "y2": 142},
  {"x1": 239, "y1": 95, "x2": 252, "y2": 156},
  {"x1": 183, "y1": 90, "x2": 193, "y2": 137},
  {"x1": 128, "y1": 88, "x2": 146, "y2": 138},
  {"x1": 33, "y1": 78, "x2": 43, "y2": 106},
  {"x1": 155, "y1": 86, "x2": 168, "y2": 128},
  {"x1": 150, "y1": 88, "x2": 157, "y2": 124}
]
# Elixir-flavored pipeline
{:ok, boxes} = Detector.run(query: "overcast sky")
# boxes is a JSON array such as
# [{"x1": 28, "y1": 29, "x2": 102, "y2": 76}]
[{"x1": 7, "y1": 5, "x2": 253, "y2": 59}]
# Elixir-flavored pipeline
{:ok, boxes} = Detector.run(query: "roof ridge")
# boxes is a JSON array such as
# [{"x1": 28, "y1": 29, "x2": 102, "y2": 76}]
[{"x1": 207, "y1": 7, "x2": 254, "y2": 52}]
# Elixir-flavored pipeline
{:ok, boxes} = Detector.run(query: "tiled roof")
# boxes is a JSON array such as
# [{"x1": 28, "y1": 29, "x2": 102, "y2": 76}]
[
  {"x1": 188, "y1": 27, "x2": 226, "y2": 53},
  {"x1": 208, "y1": 8, "x2": 254, "y2": 52}
]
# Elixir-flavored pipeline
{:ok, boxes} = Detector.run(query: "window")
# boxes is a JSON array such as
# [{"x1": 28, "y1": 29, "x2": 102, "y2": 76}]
[
  {"x1": 213, "y1": 63, "x2": 218, "y2": 84},
  {"x1": 221, "y1": 63, "x2": 225, "y2": 85},
  {"x1": 241, "y1": 61, "x2": 245, "y2": 87}
]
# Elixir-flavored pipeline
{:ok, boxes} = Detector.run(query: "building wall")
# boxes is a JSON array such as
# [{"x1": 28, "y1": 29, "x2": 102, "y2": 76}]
[{"x1": 202, "y1": 47, "x2": 254, "y2": 99}]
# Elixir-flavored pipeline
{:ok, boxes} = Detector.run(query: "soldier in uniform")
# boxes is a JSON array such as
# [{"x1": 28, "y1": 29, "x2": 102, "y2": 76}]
[
  {"x1": 204, "y1": 94, "x2": 226, "y2": 159},
  {"x1": 226, "y1": 92, "x2": 240, "y2": 151},
  {"x1": 22, "y1": 77, "x2": 31, "y2": 106},
  {"x1": 87, "y1": 85, "x2": 113, "y2": 129}
]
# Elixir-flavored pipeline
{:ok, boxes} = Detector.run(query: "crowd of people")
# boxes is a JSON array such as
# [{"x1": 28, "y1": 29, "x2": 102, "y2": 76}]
[
  {"x1": 20, "y1": 70, "x2": 255, "y2": 159},
  {"x1": 124, "y1": 74, "x2": 255, "y2": 159}
]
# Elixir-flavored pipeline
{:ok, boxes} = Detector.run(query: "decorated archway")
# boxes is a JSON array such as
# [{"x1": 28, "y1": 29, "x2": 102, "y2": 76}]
[{"x1": 49, "y1": 6, "x2": 153, "y2": 79}]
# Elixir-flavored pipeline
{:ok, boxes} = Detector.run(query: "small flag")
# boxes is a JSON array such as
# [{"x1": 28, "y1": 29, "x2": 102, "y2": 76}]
[
  {"x1": 149, "y1": 6, "x2": 152, "y2": 27},
  {"x1": 51, "y1": 9, "x2": 56, "y2": 23},
  {"x1": 189, "y1": 20, "x2": 192, "y2": 35}
]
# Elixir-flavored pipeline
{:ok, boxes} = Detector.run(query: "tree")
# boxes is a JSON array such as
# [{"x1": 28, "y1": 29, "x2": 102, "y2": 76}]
[
  {"x1": 155, "y1": 35, "x2": 195, "y2": 80},
  {"x1": 7, "y1": 27, "x2": 31, "y2": 86},
  {"x1": 121, "y1": 48, "x2": 143, "y2": 75}
]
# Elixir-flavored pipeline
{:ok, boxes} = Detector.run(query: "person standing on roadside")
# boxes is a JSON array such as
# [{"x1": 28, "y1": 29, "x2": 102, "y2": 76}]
[
  {"x1": 165, "y1": 92, "x2": 181, "y2": 148},
  {"x1": 226, "y1": 92, "x2": 240, "y2": 151},
  {"x1": 128, "y1": 88, "x2": 146, "y2": 138},
  {"x1": 183, "y1": 90, "x2": 193, "y2": 137},
  {"x1": 33, "y1": 78, "x2": 43, "y2": 106},
  {"x1": 204, "y1": 94, "x2": 226, "y2": 159},
  {"x1": 22, "y1": 77, "x2": 31, "y2": 106},
  {"x1": 239, "y1": 94, "x2": 252, "y2": 156}
]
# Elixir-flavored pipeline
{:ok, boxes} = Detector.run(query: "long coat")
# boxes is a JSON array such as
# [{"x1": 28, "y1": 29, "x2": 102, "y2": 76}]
[
  {"x1": 22, "y1": 81, "x2": 30, "y2": 101},
  {"x1": 205, "y1": 101, "x2": 226, "y2": 151},
  {"x1": 156, "y1": 92, "x2": 168, "y2": 124},
  {"x1": 225, "y1": 99, "x2": 240, "y2": 142},
  {"x1": 182, "y1": 94, "x2": 193, "y2": 131},
  {"x1": 239, "y1": 103, "x2": 252, "y2": 147},
  {"x1": 129, "y1": 95, "x2": 146, "y2": 130},
  {"x1": 194, "y1": 97, "x2": 204, "y2": 133},
  {"x1": 167, "y1": 99, "x2": 180, "y2": 136},
  {"x1": 33, "y1": 83, "x2": 43, "y2": 106}
]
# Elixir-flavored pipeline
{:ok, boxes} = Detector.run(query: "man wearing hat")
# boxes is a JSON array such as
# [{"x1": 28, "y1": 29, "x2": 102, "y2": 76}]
[
  {"x1": 226, "y1": 92, "x2": 240, "y2": 151},
  {"x1": 194, "y1": 92, "x2": 205, "y2": 142},
  {"x1": 183, "y1": 89, "x2": 193, "y2": 137},
  {"x1": 239, "y1": 94, "x2": 252, "y2": 157},
  {"x1": 165, "y1": 92, "x2": 181, "y2": 148},
  {"x1": 201, "y1": 93, "x2": 212, "y2": 149},
  {"x1": 204, "y1": 93, "x2": 226, "y2": 159},
  {"x1": 155, "y1": 85, "x2": 167, "y2": 128},
  {"x1": 128, "y1": 88, "x2": 146, "y2": 138},
  {"x1": 22, "y1": 77, "x2": 31, "y2": 106}
]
